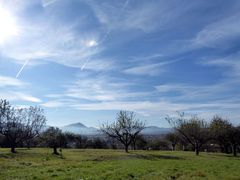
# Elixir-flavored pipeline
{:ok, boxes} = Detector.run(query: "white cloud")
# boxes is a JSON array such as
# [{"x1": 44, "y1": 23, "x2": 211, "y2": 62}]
[
  {"x1": 0, "y1": 75, "x2": 41, "y2": 103},
  {"x1": 129, "y1": 54, "x2": 164, "y2": 62},
  {"x1": 41, "y1": 100, "x2": 65, "y2": 108},
  {"x1": 0, "y1": 5, "x2": 108, "y2": 70},
  {"x1": 14, "y1": 92, "x2": 42, "y2": 103},
  {"x1": 0, "y1": 91, "x2": 41, "y2": 103},
  {"x1": 41, "y1": 0, "x2": 58, "y2": 7},
  {"x1": 1, "y1": 24, "x2": 103, "y2": 68},
  {"x1": 70, "y1": 100, "x2": 240, "y2": 120},
  {"x1": 123, "y1": 63, "x2": 164, "y2": 76},
  {"x1": 192, "y1": 12, "x2": 240, "y2": 48},
  {"x1": 0, "y1": 75, "x2": 25, "y2": 87},
  {"x1": 200, "y1": 53, "x2": 240, "y2": 78},
  {"x1": 87, "y1": 0, "x2": 199, "y2": 33},
  {"x1": 123, "y1": 59, "x2": 179, "y2": 76},
  {"x1": 62, "y1": 75, "x2": 149, "y2": 102},
  {"x1": 44, "y1": 73, "x2": 152, "y2": 110},
  {"x1": 42, "y1": 72, "x2": 240, "y2": 121},
  {"x1": 155, "y1": 81, "x2": 238, "y2": 101}
]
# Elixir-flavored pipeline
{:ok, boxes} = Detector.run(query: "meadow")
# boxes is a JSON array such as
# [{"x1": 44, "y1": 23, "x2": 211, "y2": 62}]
[{"x1": 0, "y1": 149, "x2": 240, "y2": 180}]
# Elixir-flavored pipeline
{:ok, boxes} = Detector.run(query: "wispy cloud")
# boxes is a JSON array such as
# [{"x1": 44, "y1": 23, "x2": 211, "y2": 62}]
[
  {"x1": 192, "y1": 12, "x2": 240, "y2": 48},
  {"x1": 0, "y1": 75, "x2": 25, "y2": 87},
  {"x1": 2, "y1": 27, "x2": 103, "y2": 68},
  {"x1": 155, "y1": 79, "x2": 240, "y2": 103},
  {"x1": 62, "y1": 74, "x2": 150, "y2": 102},
  {"x1": 200, "y1": 52, "x2": 240, "y2": 78},
  {"x1": 123, "y1": 59, "x2": 180, "y2": 76},
  {"x1": 123, "y1": 63, "x2": 165, "y2": 76},
  {"x1": 0, "y1": 75, "x2": 41, "y2": 103},
  {"x1": 41, "y1": 100, "x2": 65, "y2": 108},
  {"x1": 41, "y1": 0, "x2": 58, "y2": 7},
  {"x1": 0, "y1": 91, "x2": 42, "y2": 103},
  {"x1": 88, "y1": 1, "x2": 199, "y2": 33},
  {"x1": 70, "y1": 100, "x2": 240, "y2": 121},
  {"x1": 1, "y1": 0, "x2": 240, "y2": 126},
  {"x1": 1, "y1": 7, "x2": 107, "y2": 70}
]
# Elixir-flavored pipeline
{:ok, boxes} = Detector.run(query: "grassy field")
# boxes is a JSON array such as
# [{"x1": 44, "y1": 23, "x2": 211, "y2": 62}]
[{"x1": 0, "y1": 148, "x2": 239, "y2": 180}]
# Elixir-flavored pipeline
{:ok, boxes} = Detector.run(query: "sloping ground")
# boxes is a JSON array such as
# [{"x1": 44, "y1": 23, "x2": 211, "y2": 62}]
[{"x1": 0, "y1": 148, "x2": 239, "y2": 180}]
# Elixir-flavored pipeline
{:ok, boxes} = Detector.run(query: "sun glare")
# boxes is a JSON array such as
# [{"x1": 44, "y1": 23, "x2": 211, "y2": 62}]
[
  {"x1": 85, "y1": 40, "x2": 98, "y2": 47},
  {"x1": 0, "y1": 5, "x2": 18, "y2": 45}
]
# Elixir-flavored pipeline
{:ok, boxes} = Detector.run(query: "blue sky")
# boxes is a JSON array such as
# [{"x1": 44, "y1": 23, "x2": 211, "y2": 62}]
[{"x1": 0, "y1": 0, "x2": 240, "y2": 127}]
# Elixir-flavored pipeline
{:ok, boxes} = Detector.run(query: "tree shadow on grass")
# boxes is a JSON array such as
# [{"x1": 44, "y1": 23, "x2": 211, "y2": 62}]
[
  {"x1": 0, "y1": 151, "x2": 23, "y2": 158},
  {"x1": 130, "y1": 153, "x2": 184, "y2": 161},
  {"x1": 83, "y1": 152, "x2": 184, "y2": 162}
]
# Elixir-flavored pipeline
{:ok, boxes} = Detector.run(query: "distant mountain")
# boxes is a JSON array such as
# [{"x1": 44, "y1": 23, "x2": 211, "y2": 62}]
[
  {"x1": 61, "y1": 122, "x2": 99, "y2": 136},
  {"x1": 60, "y1": 122, "x2": 171, "y2": 136},
  {"x1": 142, "y1": 126, "x2": 171, "y2": 135}
]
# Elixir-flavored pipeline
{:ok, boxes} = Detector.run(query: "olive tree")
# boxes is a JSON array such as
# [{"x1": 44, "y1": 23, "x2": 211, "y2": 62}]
[{"x1": 101, "y1": 110, "x2": 145, "y2": 153}]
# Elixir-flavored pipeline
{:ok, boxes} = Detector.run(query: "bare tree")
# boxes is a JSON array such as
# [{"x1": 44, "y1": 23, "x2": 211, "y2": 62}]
[
  {"x1": 101, "y1": 110, "x2": 145, "y2": 153},
  {"x1": 0, "y1": 100, "x2": 46, "y2": 153},
  {"x1": 23, "y1": 106, "x2": 46, "y2": 148},
  {"x1": 167, "y1": 113, "x2": 210, "y2": 155}
]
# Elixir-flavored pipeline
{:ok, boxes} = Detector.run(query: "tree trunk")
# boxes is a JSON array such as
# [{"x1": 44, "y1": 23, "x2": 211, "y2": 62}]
[
  {"x1": 232, "y1": 144, "x2": 237, "y2": 157},
  {"x1": 53, "y1": 147, "x2": 59, "y2": 155},
  {"x1": 11, "y1": 146, "x2": 16, "y2": 153},
  {"x1": 224, "y1": 144, "x2": 230, "y2": 154},
  {"x1": 220, "y1": 145, "x2": 224, "y2": 153},
  {"x1": 125, "y1": 144, "x2": 129, "y2": 153},
  {"x1": 195, "y1": 142, "x2": 199, "y2": 155},
  {"x1": 27, "y1": 142, "x2": 31, "y2": 149},
  {"x1": 195, "y1": 148, "x2": 199, "y2": 155},
  {"x1": 172, "y1": 144, "x2": 176, "y2": 151},
  {"x1": 133, "y1": 141, "x2": 136, "y2": 150}
]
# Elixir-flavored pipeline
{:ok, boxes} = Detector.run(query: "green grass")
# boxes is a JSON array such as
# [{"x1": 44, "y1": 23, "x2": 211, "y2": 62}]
[{"x1": 0, "y1": 148, "x2": 239, "y2": 180}]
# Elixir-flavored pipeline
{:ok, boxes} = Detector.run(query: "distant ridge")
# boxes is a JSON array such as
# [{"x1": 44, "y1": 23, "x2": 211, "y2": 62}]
[
  {"x1": 60, "y1": 122, "x2": 171, "y2": 136},
  {"x1": 64, "y1": 122, "x2": 86, "y2": 128},
  {"x1": 61, "y1": 122, "x2": 99, "y2": 136}
]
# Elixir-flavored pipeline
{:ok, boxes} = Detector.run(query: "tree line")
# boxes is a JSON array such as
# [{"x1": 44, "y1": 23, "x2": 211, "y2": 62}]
[
  {"x1": 1, "y1": 99, "x2": 240, "y2": 156},
  {"x1": 166, "y1": 112, "x2": 240, "y2": 156}
]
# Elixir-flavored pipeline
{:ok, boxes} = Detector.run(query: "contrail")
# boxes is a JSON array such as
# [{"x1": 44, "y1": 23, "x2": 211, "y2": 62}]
[
  {"x1": 16, "y1": 59, "x2": 30, "y2": 78},
  {"x1": 81, "y1": 58, "x2": 90, "y2": 71}
]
